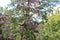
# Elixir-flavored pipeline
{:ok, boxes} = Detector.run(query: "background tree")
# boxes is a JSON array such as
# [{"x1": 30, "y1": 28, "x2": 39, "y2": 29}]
[{"x1": 45, "y1": 14, "x2": 60, "y2": 40}]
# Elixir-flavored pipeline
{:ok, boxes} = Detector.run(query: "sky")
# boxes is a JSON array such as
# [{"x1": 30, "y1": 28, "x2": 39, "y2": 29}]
[{"x1": 0, "y1": 0, "x2": 11, "y2": 8}]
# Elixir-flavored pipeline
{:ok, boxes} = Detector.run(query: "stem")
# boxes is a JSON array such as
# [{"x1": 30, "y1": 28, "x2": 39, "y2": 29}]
[
  {"x1": 28, "y1": 0, "x2": 31, "y2": 6},
  {"x1": 21, "y1": 32, "x2": 23, "y2": 40},
  {"x1": 0, "y1": 26, "x2": 2, "y2": 34},
  {"x1": 0, "y1": 25, "x2": 3, "y2": 40}
]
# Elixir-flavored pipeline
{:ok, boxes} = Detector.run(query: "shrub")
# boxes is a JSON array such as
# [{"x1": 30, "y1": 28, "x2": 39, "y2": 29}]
[{"x1": 45, "y1": 14, "x2": 60, "y2": 40}]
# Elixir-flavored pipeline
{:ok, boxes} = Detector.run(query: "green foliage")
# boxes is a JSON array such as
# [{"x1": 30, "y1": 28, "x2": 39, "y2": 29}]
[
  {"x1": 45, "y1": 14, "x2": 60, "y2": 40},
  {"x1": 12, "y1": 29, "x2": 20, "y2": 34}
]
